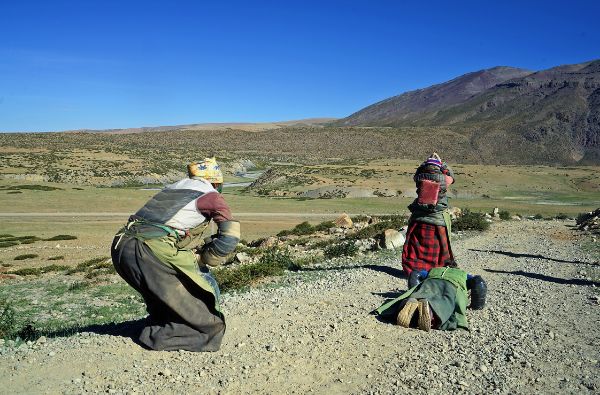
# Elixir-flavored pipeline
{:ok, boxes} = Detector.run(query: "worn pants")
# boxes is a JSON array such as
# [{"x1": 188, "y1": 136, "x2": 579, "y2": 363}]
[{"x1": 111, "y1": 234, "x2": 225, "y2": 352}]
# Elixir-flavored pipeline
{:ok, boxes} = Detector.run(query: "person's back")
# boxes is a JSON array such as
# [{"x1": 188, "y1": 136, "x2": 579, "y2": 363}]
[
  {"x1": 111, "y1": 158, "x2": 240, "y2": 352},
  {"x1": 402, "y1": 153, "x2": 455, "y2": 275}
]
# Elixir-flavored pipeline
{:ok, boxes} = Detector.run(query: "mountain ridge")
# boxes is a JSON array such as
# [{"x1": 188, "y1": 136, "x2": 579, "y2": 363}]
[{"x1": 336, "y1": 59, "x2": 600, "y2": 164}]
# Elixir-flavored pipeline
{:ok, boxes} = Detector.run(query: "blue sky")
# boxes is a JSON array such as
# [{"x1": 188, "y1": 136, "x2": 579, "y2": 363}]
[{"x1": 1, "y1": 0, "x2": 599, "y2": 132}]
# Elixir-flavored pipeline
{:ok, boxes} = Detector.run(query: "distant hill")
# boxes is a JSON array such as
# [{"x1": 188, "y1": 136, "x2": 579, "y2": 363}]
[
  {"x1": 337, "y1": 60, "x2": 600, "y2": 164},
  {"x1": 69, "y1": 118, "x2": 337, "y2": 134}
]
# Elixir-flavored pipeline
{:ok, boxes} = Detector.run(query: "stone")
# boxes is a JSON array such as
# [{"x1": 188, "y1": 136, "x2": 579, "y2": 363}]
[
  {"x1": 448, "y1": 207, "x2": 462, "y2": 219},
  {"x1": 382, "y1": 229, "x2": 405, "y2": 250},
  {"x1": 493, "y1": 207, "x2": 500, "y2": 218},
  {"x1": 334, "y1": 213, "x2": 353, "y2": 229},
  {"x1": 235, "y1": 252, "x2": 251, "y2": 264},
  {"x1": 160, "y1": 368, "x2": 172, "y2": 377},
  {"x1": 511, "y1": 215, "x2": 522, "y2": 221}
]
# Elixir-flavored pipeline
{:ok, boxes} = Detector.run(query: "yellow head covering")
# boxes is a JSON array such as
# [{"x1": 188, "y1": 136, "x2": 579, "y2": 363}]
[{"x1": 187, "y1": 157, "x2": 224, "y2": 183}]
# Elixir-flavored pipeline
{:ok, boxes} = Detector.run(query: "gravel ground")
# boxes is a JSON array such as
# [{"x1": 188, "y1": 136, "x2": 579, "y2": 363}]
[{"x1": 0, "y1": 220, "x2": 598, "y2": 395}]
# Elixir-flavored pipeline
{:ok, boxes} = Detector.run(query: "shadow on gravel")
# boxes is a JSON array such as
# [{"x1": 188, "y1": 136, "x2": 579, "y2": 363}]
[
  {"x1": 299, "y1": 264, "x2": 406, "y2": 279},
  {"x1": 470, "y1": 249, "x2": 597, "y2": 266},
  {"x1": 41, "y1": 318, "x2": 149, "y2": 347},
  {"x1": 484, "y1": 268, "x2": 600, "y2": 287}
]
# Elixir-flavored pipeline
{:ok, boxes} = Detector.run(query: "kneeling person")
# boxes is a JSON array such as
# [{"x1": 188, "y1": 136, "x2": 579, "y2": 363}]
[
  {"x1": 376, "y1": 267, "x2": 487, "y2": 331},
  {"x1": 111, "y1": 158, "x2": 240, "y2": 352}
]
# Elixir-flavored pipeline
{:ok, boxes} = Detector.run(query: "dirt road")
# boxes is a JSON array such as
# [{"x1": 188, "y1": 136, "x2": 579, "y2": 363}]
[{"x1": 0, "y1": 220, "x2": 598, "y2": 394}]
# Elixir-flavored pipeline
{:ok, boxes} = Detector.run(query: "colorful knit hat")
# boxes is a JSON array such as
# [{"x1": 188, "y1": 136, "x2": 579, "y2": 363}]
[
  {"x1": 187, "y1": 157, "x2": 224, "y2": 183},
  {"x1": 424, "y1": 153, "x2": 442, "y2": 168}
]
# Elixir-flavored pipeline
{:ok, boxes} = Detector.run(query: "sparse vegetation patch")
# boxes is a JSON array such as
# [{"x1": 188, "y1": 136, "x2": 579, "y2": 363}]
[
  {"x1": 452, "y1": 209, "x2": 490, "y2": 231},
  {"x1": 44, "y1": 235, "x2": 78, "y2": 241},
  {"x1": 213, "y1": 248, "x2": 300, "y2": 293},
  {"x1": 324, "y1": 241, "x2": 359, "y2": 259},
  {"x1": 13, "y1": 254, "x2": 39, "y2": 261}
]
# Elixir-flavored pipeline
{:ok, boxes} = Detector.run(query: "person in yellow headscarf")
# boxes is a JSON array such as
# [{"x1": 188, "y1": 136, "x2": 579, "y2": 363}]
[{"x1": 111, "y1": 158, "x2": 240, "y2": 352}]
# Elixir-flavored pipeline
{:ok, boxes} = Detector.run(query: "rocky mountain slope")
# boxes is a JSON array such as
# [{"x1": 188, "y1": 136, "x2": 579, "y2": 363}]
[
  {"x1": 338, "y1": 66, "x2": 532, "y2": 126},
  {"x1": 338, "y1": 60, "x2": 600, "y2": 164}
]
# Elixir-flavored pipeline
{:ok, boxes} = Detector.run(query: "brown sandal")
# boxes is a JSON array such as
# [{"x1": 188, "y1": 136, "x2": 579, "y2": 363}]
[{"x1": 418, "y1": 299, "x2": 432, "y2": 332}]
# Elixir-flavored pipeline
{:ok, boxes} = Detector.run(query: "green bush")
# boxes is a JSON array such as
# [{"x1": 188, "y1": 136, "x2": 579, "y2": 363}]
[
  {"x1": 44, "y1": 235, "x2": 77, "y2": 241},
  {"x1": 0, "y1": 235, "x2": 41, "y2": 248},
  {"x1": 8, "y1": 264, "x2": 70, "y2": 276},
  {"x1": 277, "y1": 221, "x2": 315, "y2": 237},
  {"x1": 0, "y1": 298, "x2": 17, "y2": 339},
  {"x1": 14, "y1": 254, "x2": 39, "y2": 261},
  {"x1": 350, "y1": 215, "x2": 407, "y2": 240},
  {"x1": 8, "y1": 267, "x2": 41, "y2": 276},
  {"x1": 314, "y1": 221, "x2": 335, "y2": 232},
  {"x1": 67, "y1": 257, "x2": 114, "y2": 278},
  {"x1": 533, "y1": 213, "x2": 544, "y2": 220},
  {"x1": 452, "y1": 209, "x2": 490, "y2": 231},
  {"x1": 4, "y1": 184, "x2": 62, "y2": 191},
  {"x1": 554, "y1": 213, "x2": 569, "y2": 220},
  {"x1": 0, "y1": 241, "x2": 19, "y2": 248},
  {"x1": 499, "y1": 210, "x2": 511, "y2": 220},
  {"x1": 324, "y1": 241, "x2": 359, "y2": 259},
  {"x1": 213, "y1": 248, "x2": 300, "y2": 293},
  {"x1": 48, "y1": 255, "x2": 65, "y2": 261}
]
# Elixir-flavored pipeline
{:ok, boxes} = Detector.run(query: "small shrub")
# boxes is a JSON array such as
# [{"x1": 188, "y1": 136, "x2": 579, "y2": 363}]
[
  {"x1": 48, "y1": 255, "x2": 65, "y2": 261},
  {"x1": 7, "y1": 191, "x2": 22, "y2": 194},
  {"x1": 0, "y1": 235, "x2": 41, "y2": 248},
  {"x1": 9, "y1": 267, "x2": 41, "y2": 276},
  {"x1": 1, "y1": 263, "x2": 13, "y2": 267},
  {"x1": 312, "y1": 238, "x2": 338, "y2": 249},
  {"x1": 533, "y1": 213, "x2": 544, "y2": 220},
  {"x1": 14, "y1": 254, "x2": 39, "y2": 261},
  {"x1": 290, "y1": 221, "x2": 315, "y2": 236},
  {"x1": 213, "y1": 248, "x2": 299, "y2": 293},
  {"x1": 67, "y1": 257, "x2": 114, "y2": 278},
  {"x1": 0, "y1": 241, "x2": 19, "y2": 248},
  {"x1": 499, "y1": 210, "x2": 511, "y2": 220},
  {"x1": 314, "y1": 221, "x2": 335, "y2": 232},
  {"x1": 5, "y1": 184, "x2": 62, "y2": 191},
  {"x1": 554, "y1": 213, "x2": 569, "y2": 220},
  {"x1": 40, "y1": 264, "x2": 70, "y2": 273},
  {"x1": 84, "y1": 261, "x2": 115, "y2": 279},
  {"x1": 44, "y1": 235, "x2": 77, "y2": 241},
  {"x1": 452, "y1": 209, "x2": 490, "y2": 231},
  {"x1": 351, "y1": 215, "x2": 370, "y2": 223},
  {"x1": 0, "y1": 298, "x2": 17, "y2": 338},
  {"x1": 350, "y1": 215, "x2": 407, "y2": 240},
  {"x1": 8, "y1": 264, "x2": 69, "y2": 276},
  {"x1": 277, "y1": 221, "x2": 315, "y2": 237},
  {"x1": 324, "y1": 241, "x2": 359, "y2": 259}
]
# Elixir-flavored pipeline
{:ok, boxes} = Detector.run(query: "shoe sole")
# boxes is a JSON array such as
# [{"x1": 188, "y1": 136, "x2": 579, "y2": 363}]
[
  {"x1": 418, "y1": 299, "x2": 432, "y2": 332},
  {"x1": 396, "y1": 299, "x2": 418, "y2": 327}
]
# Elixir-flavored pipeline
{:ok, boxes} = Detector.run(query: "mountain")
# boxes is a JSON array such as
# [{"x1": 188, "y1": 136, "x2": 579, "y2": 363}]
[
  {"x1": 338, "y1": 66, "x2": 533, "y2": 126},
  {"x1": 337, "y1": 60, "x2": 600, "y2": 164}
]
